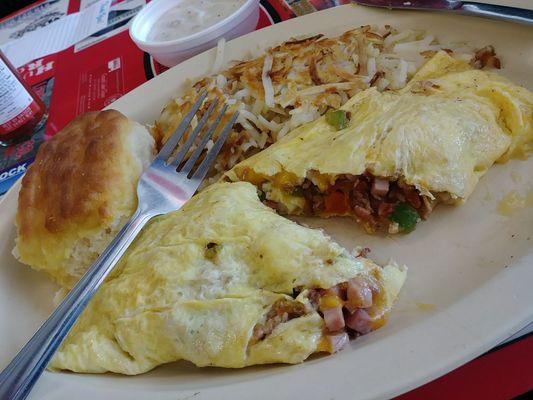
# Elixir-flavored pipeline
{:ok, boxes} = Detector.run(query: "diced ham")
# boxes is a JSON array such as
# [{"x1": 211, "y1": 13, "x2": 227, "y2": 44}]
[
  {"x1": 354, "y1": 205, "x2": 371, "y2": 220},
  {"x1": 345, "y1": 309, "x2": 373, "y2": 335},
  {"x1": 346, "y1": 277, "x2": 373, "y2": 310},
  {"x1": 322, "y1": 306, "x2": 345, "y2": 332},
  {"x1": 371, "y1": 178, "x2": 389, "y2": 198},
  {"x1": 325, "y1": 332, "x2": 349, "y2": 353}
]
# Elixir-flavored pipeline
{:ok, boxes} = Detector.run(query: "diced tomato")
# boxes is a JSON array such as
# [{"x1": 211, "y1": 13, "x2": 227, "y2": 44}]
[{"x1": 324, "y1": 190, "x2": 351, "y2": 214}]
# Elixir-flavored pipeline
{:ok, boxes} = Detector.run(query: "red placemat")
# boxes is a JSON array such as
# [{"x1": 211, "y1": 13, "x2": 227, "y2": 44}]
[{"x1": 398, "y1": 334, "x2": 533, "y2": 399}]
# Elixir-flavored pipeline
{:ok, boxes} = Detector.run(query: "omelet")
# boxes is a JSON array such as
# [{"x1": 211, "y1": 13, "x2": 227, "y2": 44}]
[
  {"x1": 225, "y1": 52, "x2": 533, "y2": 233},
  {"x1": 49, "y1": 182, "x2": 406, "y2": 374}
]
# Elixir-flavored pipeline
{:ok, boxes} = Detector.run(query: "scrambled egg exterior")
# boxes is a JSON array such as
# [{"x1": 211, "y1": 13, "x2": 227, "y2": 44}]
[
  {"x1": 226, "y1": 52, "x2": 532, "y2": 206},
  {"x1": 50, "y1": 182, "x2": 406, "y2": 374}
]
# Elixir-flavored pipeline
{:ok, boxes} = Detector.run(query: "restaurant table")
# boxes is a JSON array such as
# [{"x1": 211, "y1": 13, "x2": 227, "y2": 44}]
[{"x1": 0, "y1": 0, "x2": 531, "y2": 398}]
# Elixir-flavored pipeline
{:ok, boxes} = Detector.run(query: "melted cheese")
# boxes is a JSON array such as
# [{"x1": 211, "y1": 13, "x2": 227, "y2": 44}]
[
  {"x1": 50, "y1": 182, "x2": 406, "y2": 374},
  {"x1": 319, "y1": 293, "x2": 343, "y2": 310}
]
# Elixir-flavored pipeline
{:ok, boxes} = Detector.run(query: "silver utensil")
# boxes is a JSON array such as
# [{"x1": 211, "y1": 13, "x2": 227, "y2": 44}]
[
  {"x1": 0, "y1": 92, "x2": 238, "y2": 400},
  {"x1": 354, "y1": 0, "x2": 533, "y2": 25}
]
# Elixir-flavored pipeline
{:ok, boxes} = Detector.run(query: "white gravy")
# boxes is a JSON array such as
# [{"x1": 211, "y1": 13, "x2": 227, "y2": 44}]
[{"x1": 148, "y1": 0, "x2": 246, "y2": 42}]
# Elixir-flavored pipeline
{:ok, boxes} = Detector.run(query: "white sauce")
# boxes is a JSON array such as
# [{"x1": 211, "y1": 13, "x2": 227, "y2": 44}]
[{"x1": 148, "y1": 0, "x2": 246, "y2": 42}]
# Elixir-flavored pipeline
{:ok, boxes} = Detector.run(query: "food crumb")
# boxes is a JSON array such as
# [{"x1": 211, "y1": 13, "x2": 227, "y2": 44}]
[
  {"x1": 415, "y1": 302, "x2": 437, "y2": 311},
  {"x1": 497, "y1": 190, "x2": 533, "y2": 216},
  {"x1": 355, "y1": 247, "x2": 371, "y2": 258},
  {"x1": 510, "y1": 170, "x2": 522, "y2": 183}
]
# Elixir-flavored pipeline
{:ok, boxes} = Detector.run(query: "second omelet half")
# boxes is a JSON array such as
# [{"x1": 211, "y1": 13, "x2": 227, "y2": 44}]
[
  {"x1": 225, "y1": 52, "x2": 533, "y2": 233},
  {"x1": 50, "y1": 182, "x2": 406, "y2": 375}
]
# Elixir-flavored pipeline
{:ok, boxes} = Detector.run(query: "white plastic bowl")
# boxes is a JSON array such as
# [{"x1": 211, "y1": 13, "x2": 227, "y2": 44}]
[{"x1": 129, "y1": 0, "x2": 260, "y2": 67}]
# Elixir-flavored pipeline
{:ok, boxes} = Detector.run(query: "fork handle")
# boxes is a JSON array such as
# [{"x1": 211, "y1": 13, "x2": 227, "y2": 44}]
[
  {"x1": 459, "y1": 2, "x2": 533, "y2": 25},
  {"x1": 0, "y1": 209, "x2": 154, "y2": 400}
]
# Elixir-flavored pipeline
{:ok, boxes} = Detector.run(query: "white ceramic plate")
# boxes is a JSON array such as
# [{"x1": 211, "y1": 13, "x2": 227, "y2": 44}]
[{"x1": 1, "y1": 5, "x2": 532, "y2": 400}]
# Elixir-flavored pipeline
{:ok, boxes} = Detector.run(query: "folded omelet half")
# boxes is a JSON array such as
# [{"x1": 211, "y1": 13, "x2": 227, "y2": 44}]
[
  {"x1": 225, "y1": 52, "x2": 532, "y2": 233},
  {"x1": 50, "y1": 182, "x2": 406, "y2": 374}
]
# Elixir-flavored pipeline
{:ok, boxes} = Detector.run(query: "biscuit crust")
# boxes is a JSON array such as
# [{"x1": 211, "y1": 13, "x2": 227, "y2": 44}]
[{"x1": 16, "y1": 110, "x2": 151, "y2": 287}]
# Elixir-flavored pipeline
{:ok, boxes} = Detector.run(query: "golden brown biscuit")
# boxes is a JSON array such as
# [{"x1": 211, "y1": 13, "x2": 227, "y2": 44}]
[{"x1": 15, "y1": 110, "x2": 155, "y2": 288}]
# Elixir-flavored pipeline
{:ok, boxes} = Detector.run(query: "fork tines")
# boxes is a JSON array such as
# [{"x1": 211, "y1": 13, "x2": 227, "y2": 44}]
[{"x1": 157, "y1": 92, "x2": 239, "y2": 181}]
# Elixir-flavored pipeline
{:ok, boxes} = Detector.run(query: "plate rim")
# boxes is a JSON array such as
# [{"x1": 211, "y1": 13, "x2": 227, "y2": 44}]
[{"x1": 1, "y1": 4, "x2": 532, "y2": 400}]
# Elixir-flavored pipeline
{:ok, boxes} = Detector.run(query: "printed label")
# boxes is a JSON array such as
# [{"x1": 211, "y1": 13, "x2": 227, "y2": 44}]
[
  {"x1": 0, "y1": 59, "x2": 33, "y2": 127},
  {"x1": 76, "y1": 57, "x2": 124, "y2": 113}
]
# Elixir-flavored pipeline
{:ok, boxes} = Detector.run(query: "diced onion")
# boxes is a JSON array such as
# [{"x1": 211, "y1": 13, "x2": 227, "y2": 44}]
[
  {"x1": 211, "y1": 38, "x2": 226, "y2": 74},
  {"x1": 262, "y1": 53, "x2": 275, "y2": 107}
]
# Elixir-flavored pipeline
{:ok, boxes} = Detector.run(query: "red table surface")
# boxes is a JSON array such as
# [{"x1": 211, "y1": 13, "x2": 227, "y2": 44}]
[
  {"x1": 1, "y1": 0, "x2": 532, "y2": 398},
  {"x1": 399, "y1": 335, "x2": 533, "y2": 399}
]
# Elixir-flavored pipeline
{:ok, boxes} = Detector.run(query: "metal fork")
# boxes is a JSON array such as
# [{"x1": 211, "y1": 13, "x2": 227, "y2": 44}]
[{"x1": 0, "y1": 92, "x2": 239, "y2": 400}]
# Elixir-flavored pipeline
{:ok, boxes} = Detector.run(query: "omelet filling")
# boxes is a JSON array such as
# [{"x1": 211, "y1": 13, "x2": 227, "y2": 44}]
[
  {"x1": 251, "y1": 271, "x2": 389, "y2": 353},
  {"x1": 254, "y1": 172, "x2": 451, "y2": 233},
  {"x1": 250, "y1": 299, "x2": 307, "y2": 344}
]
